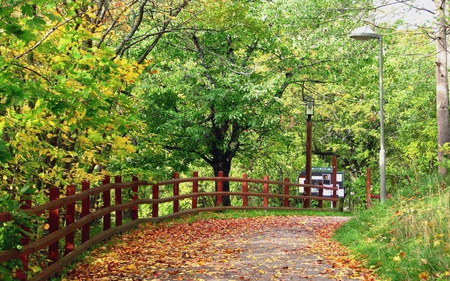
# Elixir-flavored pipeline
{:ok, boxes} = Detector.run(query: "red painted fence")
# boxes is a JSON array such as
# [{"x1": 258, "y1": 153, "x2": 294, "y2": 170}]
[
  {"x1": 0, "y1": 172, "x2": 339, "y2": 281},
  {"x1": 365, "y1": 167, "x2": 390, "y2": 208}
]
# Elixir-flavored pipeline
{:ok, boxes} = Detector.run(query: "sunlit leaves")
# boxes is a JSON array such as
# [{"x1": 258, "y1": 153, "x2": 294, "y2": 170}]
[{"x1": 0, "y1": 0, "x2": 149, "y2": 196}]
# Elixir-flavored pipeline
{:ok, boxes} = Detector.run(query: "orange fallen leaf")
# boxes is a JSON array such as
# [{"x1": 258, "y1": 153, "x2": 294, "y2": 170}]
[{"x1": 419, "y1": 271, "x2": 429, "y2": 280}]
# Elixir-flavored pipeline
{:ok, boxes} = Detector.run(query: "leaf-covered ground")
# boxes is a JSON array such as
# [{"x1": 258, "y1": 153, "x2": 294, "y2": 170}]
[{"x1": 63, "y1": 216, "x2": 377, "y2": 280}]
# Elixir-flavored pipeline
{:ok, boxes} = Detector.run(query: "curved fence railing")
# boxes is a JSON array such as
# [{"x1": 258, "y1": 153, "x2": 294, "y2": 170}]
[{"x1": 0, "y1": 171, "x2": 339, "y2": 281}]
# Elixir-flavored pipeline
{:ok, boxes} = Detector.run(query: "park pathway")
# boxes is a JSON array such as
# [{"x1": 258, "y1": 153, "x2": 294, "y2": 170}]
[{"x1": 62, "y1": 216, "x2": 377, "y2": 281}]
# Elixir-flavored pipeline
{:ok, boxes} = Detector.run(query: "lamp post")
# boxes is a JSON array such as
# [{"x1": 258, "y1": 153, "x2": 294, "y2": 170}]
[
  {"x1": 305, "y1": 99, "x2": 314, "y2": 208},
  {"x1": 350, "y1": 26, "x2": 386, "y2": 203}
]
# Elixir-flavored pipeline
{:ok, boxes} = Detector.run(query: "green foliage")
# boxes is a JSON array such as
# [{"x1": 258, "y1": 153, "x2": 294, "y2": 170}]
[
  {"x1": 1, "y1": 0, "x2": 438, "y2": 213},
  {"x1": 134, "y1": 0, "x2": 376, "y2": 187},
  {"x1": 0, "y1": 186, "x2": 43, "y2": 280}
]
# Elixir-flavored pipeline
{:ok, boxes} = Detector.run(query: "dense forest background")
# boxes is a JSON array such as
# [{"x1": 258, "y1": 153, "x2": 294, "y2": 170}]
[{"x1": 0, "y1": 0, "x2": 445, "y2": 211}]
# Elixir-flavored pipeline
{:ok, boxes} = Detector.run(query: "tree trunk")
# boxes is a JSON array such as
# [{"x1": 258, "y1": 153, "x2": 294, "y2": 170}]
[
  {"x1": 435, "y1": 0, "x2": 450, "y2": 175},
  {"x1": 212, "y1": 156, "x2": 232, "y2": 206}
]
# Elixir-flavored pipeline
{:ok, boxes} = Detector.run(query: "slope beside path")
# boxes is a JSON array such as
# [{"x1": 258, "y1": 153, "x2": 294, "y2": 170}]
[{"x1": 63, "y1": 215, "x2": 377, "y2": 281}]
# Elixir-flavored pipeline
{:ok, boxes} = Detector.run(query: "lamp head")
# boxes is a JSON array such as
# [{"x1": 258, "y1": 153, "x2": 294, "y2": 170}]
[
  {"x1": 305, "y1": 99, "x2": 314, "y2": 116},
  {"x1": 350, "y1": 26, "x2": 379, "y2": 40}
]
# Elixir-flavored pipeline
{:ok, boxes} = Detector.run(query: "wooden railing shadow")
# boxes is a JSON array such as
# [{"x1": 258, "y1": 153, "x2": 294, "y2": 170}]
[{"x1": 0, "y1": 171, "x2": 339, "y2": 281}]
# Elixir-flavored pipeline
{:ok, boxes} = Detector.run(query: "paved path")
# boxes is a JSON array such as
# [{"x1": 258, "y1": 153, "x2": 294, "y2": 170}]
[{"x1": 63, "y1": 216, "x2": 376, "y2": 281}]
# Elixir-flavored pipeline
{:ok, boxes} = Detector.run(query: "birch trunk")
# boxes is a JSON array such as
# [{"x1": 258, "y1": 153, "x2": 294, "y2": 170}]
[{"x1": 435, "y1": 0, "x2": 450, "y2": 175}]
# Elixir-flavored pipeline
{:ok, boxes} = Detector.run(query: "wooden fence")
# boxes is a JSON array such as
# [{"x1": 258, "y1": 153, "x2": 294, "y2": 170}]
[
  {"x1": 0, "y1": 171, "x2": 339, "y2": 281},
  {"x1": 365, "y1": 167, "x2": 390, "y2": 208}
]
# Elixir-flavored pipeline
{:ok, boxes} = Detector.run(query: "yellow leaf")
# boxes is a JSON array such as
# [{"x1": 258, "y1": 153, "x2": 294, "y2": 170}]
[
  {"x1": 125, "y1": 145, "x2": 136, "y2": 153},
  {"x1": 420, "y1": 259, "x2": 428, "y2": 265},
  {"x1": 61, "y1": 125, "x2": 70, "y2": 133},
  {"x1": 393, "y1": 256, "x2": 401, "y2": 262},
  {"x1": 29, "y1": 265, "x2": 42, "y2": 273},
  {"x1": 68, "y1": 117, "x2": 77, "y2": 125}
]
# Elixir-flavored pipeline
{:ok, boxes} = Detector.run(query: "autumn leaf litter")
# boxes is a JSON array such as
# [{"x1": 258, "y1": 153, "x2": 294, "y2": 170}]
[{"x1": 63, "y1": 216, "x2": 377, "y2": 280}]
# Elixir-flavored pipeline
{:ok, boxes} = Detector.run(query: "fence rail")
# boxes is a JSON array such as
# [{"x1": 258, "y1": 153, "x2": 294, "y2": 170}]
[{"x1": 1, "y1": 171, "x2": 339, "y2": 281}]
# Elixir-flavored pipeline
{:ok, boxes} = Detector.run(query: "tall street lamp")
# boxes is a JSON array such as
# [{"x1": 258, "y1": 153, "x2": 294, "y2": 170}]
[
  {"x1": 305, "y1": 99, "x2": 314, "y2": 208},
  {"x1": 350, "y1": 26, "x2": 386, "y2": 203}
]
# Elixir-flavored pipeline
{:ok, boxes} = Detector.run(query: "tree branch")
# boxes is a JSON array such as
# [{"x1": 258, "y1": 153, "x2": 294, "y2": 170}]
[
  {"x1": 114, "y1": 0, "x2": 148, "y2": 57},
  {"x1": 137, "y1": 0, "x2": 191, "y2": 63}
]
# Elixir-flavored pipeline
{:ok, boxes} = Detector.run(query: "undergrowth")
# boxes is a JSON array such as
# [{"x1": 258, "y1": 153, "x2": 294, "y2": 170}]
[{"x1": 334, "y1": 176, "x2": 450, "y2": 281}]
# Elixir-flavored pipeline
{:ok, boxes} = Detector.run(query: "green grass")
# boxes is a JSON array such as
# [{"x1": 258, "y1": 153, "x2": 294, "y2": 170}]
[
  {"x1": 165, "y1": 208, "x2": 351, "y2": 224},
  {"x1": 334, "y1": 177, "x2": 450, "y2": 281}
]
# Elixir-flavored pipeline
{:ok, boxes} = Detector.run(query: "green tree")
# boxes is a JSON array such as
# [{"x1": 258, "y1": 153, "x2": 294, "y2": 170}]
[{"x1": 132, "y1": 0, "x2": 373, "y2": 205}]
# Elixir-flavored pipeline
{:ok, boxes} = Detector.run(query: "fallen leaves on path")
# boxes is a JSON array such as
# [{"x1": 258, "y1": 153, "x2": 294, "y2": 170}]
[{"x1": 63, "y1": 215, "x2": 377, "y2": 280}]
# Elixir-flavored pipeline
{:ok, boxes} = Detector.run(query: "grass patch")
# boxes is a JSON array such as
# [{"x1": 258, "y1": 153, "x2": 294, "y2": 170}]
[
  {"x1": 334, "y1": 179, "x2": 450, "y2": 281},
  {"x1": 168, "y1": 209, "x2": 351, "y2": 224}
]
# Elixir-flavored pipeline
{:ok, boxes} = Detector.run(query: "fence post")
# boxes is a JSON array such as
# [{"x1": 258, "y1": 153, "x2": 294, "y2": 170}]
[
  {"x1": 65, "y1": 185, "x2": 75, "y2": 256},
  {"x1": 192, "y1": 171, "x2": 198, "y2": 209},
  {"x1": 283, "y1": 178, "x2": 289, "y2": 207},
  {"x1": 366, "y1": 167, "x2": 371, "y2": 209},
  {"x1": 131, "y1": 176, "x2": 139, "y2": 221},
  {"x1": 152, "y1": 184, "x2": 159, "y2": 217},
  {"x1": 173, "y1": 172, "x2": 179, "y2": 213},
  {"x1": 48, "y1": 186, "x2": 59, "y2": 264},
  {"x1": 242, "y1": 174, "x2": 248, "y2": 207},
  {"x1": 318, "y1": 182, "x2": 323, "y2": 209},
  {"x1": 263, "y1": 175, "x2": 269, "y2": 208},
  {"x1": 114, "y1": 176, "x2": 122, "y2": 226},
  {"x1": 304, "y1": 179, "x2": 311, "y2": 209},
  {"x1": 81, "y1": 180, "x2": 90, "y2": 243},
  {"x1": 216, "y1": 171, "x2": 223, "y2": 206},
  {"x1": 103, "y1": 175, "x2": 111, "y2": 231},
  {"x1": 16, "y1": 195, "x2": 31, "y2": 281},
  {"x1": 332, "y1": 156, "x2": 337, "y2": 208}
]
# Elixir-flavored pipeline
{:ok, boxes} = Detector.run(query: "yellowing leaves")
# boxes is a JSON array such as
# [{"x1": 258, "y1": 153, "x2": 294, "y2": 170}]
[
  {"x1": 111, "y1": 136, "x2": 136, "y2": 154},
  {"x1": 114, "y1": 58, "x2": 147, "y2": 83},
  {"x1": 0, "y1": 0, "x2": 151, "y2": 200},
  {"x1": 52, "y1": 55, "x2": 68, "y2": 64}
]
